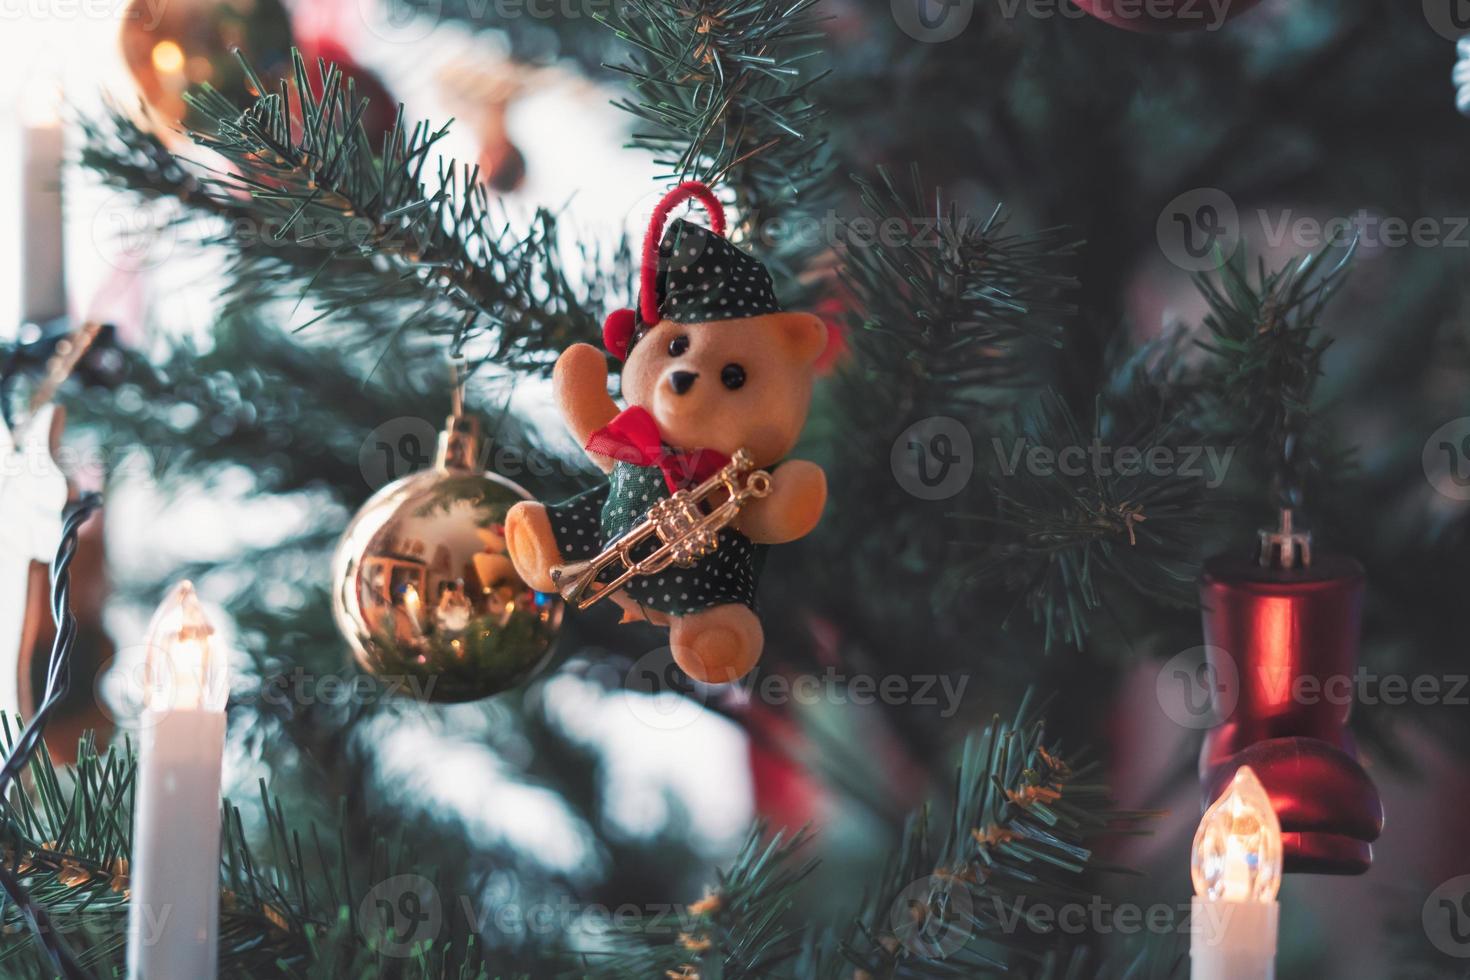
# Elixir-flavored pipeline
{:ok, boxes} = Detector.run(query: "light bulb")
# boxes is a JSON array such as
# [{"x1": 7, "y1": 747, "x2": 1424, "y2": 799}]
[
  {"x1": 1191, "y1": 766, "x2": 1282, "y2": 904},
  {"x1": 401, "y1": 583, "x2": 426, "y2": 637},
  {"x1": 150, "y1": 40, "x2": 186, "y2": 76},
  {"x1": 144, "y1": 581, "x2": 226, "y2": 712}
]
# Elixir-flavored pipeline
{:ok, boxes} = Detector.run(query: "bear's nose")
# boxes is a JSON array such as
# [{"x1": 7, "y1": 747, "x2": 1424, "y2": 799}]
[{"x1": 669, "y1": 371, "x2": 698, "y2": 395}]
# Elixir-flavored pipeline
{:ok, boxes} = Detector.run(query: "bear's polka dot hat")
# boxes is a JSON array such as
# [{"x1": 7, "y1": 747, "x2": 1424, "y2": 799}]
[{"x1": 602, "y1": 181, "x2": 782, "y2": 361}]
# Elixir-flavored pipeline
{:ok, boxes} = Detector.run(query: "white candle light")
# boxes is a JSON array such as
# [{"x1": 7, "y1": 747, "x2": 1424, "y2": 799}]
[
  {"x1": 18, "y1": 91, "x2": 68, "y2": 324},
  {"x1": 127, "y1": 581, "x2": 227, "y2": 980},
  {"x1": 1190, "y1": 766, "x2": 1282, "y2": 980}
]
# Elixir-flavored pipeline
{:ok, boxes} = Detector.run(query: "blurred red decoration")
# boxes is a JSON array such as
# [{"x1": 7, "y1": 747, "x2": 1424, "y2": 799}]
[
  {"x1": 745, "y1": 702, "x2": 824, "y2": 832},
  {"x1": 435, "y1": 61, "x2": 527, "y2": 193},
  {"x1": 292, "y1": 34, "x2": 400, "y2": 149},
  {"x1": 291, "y1": 0, "x2": 401, "y2": 148},
  {"x1": 1071, "y1": 0, "x2": 1264, "y2": 32},
  {"x1": 1197, "y1": 550, "x2": 1384, "y2": 875},
  {"x1": 811, "y1": 297, "x2": 849, "y2": 376}
]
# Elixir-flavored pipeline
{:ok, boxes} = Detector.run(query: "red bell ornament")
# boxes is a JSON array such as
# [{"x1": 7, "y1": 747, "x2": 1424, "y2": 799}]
[
  {"x1": 1197, "y1": 512, "x2": 1384, "y2": 875},
  {"x1": 1071, "y1": 0, "x2": 1264, "y2": 33}
]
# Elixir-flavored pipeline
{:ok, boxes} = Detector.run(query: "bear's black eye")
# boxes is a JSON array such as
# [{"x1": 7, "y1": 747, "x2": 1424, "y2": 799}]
[
  {"x1": 721, "y1": 363, "x2": 746, "y2": 390},
  {"x1": 668, "y1": 335, "x2": 690, "y2": 357}
]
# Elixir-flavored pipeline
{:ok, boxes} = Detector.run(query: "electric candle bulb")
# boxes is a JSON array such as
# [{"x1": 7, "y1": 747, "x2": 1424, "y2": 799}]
[
  {"x1": 17, "y1": 76, "x2": 67, "y2": 325},
  {"x1": 128, "y1": 582, "x2": 227, "y2": 980},
  {"x1": 144, "y1": 581, "x2": 226, "y2": 712},
  {"x1": 1190, "y1": 766, "x2": 1282, "y2": 980},
  {"x1": 1191, "y1": 766, "x2": 1282, "y2": 904}
]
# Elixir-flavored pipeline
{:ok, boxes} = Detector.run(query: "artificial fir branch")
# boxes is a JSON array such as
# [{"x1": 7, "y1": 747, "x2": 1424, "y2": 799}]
[
  {"x1": 403, "y1": 0, "x2": 619, "y2": 74},
  {"x1": 0, "y1": 726, "x2": 559, "y2": 978},
  {"x1": 0, "y1": 729, "x2": 131, "y2": 976},
  {"x1": 962, "y1": 389, "x2": 1207, "y2": 651},
  {"x1": 79, "y1": 56, "x2": 612, "y2": 371},
  {"x1": 841, "y1": 166, "x2": 1079, "y2": 394},
  {"x1": 78, "y1": 4, "x2": 835, "y2": 365},
  {"x1": 601, "y1": 0, "x2": 833, "y2": 247},
  {"x1": 64, "y1": 311, "x2": 578, "y2": 504},
  {"x1": 822, "y1": 696, "x2": 1154, "y2": 978},
  {"x1": 0, "y1": 680, "x2": 1145, "y2": 976},
  {"x1": 581, "y1": 824, "x2": 818, "y2": 979},
  {"x1": 794, "y1": 166, "x2": 1081, "y2": 691},
  {"x1": 945, "y1": 246, "x2": 1354, "y2": 651},
  {"x1": 1192, "y1": 244, "x2": 1356, "y2": 508}
]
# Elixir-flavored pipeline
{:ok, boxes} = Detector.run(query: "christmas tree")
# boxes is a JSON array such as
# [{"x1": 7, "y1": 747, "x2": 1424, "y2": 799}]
[{"x1": 0, "y1": 0, "x2": 1466, "y2": 976}]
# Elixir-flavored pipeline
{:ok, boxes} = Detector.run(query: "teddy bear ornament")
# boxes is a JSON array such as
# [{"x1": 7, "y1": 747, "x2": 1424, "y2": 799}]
[{"x1": 506, "y1": 181, "x2": 828, "y2": 684}]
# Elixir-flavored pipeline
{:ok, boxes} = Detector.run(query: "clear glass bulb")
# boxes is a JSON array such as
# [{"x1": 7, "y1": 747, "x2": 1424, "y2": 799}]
[
  {"x1": 1191, "y1": 766, "x2": 1282, "y2": 903},
  {"x1": 145, "y1": 581, "x2": 226, "y2": 712}
]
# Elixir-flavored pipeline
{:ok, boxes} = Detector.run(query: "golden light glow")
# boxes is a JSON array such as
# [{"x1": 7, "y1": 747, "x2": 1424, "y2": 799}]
[
  {"x1": 150, "y1": 40, "x2": 186, "y2": 76},
  {"x1": 400, "y1": 583, "x2": 427, "y2": 639},
  {"x1": 1191, "y1": 766, "x2": 1282, "y2": 903},
  {"x1": 145, "y1": 581, "x2": 226, "y2": 712}
]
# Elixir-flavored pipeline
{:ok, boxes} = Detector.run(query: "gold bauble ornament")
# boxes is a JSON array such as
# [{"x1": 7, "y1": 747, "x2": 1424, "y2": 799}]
[{"x1": 331, "y1": 411, "x2": 562, "y2": 703}]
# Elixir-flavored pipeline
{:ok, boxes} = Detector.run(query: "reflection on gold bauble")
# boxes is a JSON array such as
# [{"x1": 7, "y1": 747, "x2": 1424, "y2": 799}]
[
  {"x1": 120, "y1": 0, "x2": 293, "y2": 129},
  {"x1": 331, "y1": 455, "x2": 561, "y2": 703}
]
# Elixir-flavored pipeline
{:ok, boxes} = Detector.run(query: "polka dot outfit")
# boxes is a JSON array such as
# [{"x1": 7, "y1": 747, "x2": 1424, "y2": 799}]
[
  {"x1": 653, "y1": 220, "x2": 781, "y2": 324},
  {"x1": 546, "y1": 461, "x2": 764, "y2": 616},
  {"x1": 553, "y1": 211, "x2": 774, "y2": 614}
]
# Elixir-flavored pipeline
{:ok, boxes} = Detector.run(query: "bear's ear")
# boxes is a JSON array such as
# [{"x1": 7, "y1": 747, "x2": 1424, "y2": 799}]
[{"x1": 773, "y1": 312, "x2": 829, "y2": 366}]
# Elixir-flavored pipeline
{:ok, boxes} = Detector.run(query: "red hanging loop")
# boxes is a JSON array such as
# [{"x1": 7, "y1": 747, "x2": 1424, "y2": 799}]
[
  {"x1": 638, "y1": 181, "x2": 726, "y2": 327},
  {"x1": 602, "y1": 181, "x2": 726, "y2": 360}
]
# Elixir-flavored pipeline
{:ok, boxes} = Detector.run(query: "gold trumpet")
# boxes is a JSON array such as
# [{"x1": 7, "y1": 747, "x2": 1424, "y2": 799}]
[{"x1": 552, "y1": 449, "x2": 772, "y2": 611}]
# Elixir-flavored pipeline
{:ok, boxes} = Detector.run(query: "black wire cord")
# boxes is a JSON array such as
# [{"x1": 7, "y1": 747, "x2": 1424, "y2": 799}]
[{"x1": 0, "y1": 493, "x2": 102, "y2": 980}]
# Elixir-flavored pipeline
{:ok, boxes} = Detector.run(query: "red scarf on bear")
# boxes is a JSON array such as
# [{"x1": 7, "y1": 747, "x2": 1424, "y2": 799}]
[{"x1": 584, "y1": 406, "x2": 730, "y2": 494}]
